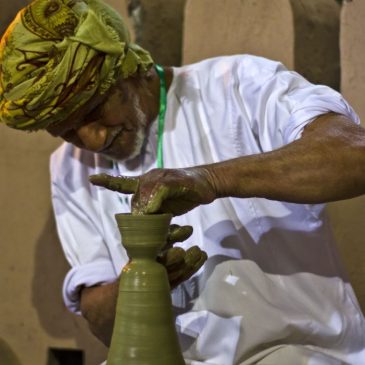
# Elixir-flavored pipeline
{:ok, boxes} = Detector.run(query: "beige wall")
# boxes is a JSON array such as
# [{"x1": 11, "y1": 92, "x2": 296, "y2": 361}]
[
  {"x1": 131, "y1": 0, "x2": 186, "y2": 66},
  {"x1": 183, "y1": 0, "x2": 294, "y2": 68},
  {"x1": 0, "y1": 129, "x2": 108, "y2": 365},
  {"x1": 183, "y1": 0, "x2": 340, "y2": 89},
  {"x1": 327, "y1": 0, "x2": 365, "y2": 311}
]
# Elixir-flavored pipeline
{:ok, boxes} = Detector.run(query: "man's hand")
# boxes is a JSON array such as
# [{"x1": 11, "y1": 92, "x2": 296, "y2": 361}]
[
  {"x1": 161, "y1": 224, "x2": 207, "y2": 288},
  {"x1": 89, "y1": 167, "x2": 217, "y2": 215}
]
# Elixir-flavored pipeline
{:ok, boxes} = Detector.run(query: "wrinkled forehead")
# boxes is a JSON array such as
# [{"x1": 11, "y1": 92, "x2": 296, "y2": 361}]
[{"x1": 21, "y1": 0, "x2": 87, "y2": 40}]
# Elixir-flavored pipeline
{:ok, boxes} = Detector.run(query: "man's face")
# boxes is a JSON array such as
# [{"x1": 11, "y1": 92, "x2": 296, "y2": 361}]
[{"x1": 46, "y1": 82, "x2": 149, "y2": 161}]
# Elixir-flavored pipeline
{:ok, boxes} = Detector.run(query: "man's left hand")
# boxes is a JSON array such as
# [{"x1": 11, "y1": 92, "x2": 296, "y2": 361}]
[{"x1": 89, "y1": 167, "x2": 217, "y2": 216}]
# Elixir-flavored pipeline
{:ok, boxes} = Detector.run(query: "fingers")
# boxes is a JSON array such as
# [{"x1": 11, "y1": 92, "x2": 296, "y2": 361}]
[
  {"x1": 179, "y1": 246, "x2": 208, "y2": 283},
  {"x1": 166, "y1": 246, "x2": 208, "y2": 289},
  {"x1": 133, "y1": 183, "x2": 171, "y2": 214},
  {"x1": 157, "y1": 247, "x2": 185, "y2": 269},
  {"x1": 89, "y1": 173, "x2": 170, "y2": 215},
  {"x1": 89, "y1": 174, "x2": 139, "y2": 194},
  {"x1": 166, "y1": 224, "x2": 193, "y2": 246}
]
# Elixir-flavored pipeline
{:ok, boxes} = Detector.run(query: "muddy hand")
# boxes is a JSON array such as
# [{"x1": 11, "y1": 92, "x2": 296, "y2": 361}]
[
  {"x1": 89, "y1": 167, "x2": 217, "y2": 216},
  {"x1": 166, "y1": 224, "x2": 193, "y2": 246},
  {"x1": 157, "y1": 245, "x2": 208, "y2": 289},
  {"x1": 89, "y1": 173, "x2": 139, "y2": 194},
  {"x1": 155, "y1": 224, "x2": 193, "y2": 271},
  {"x1": 158, "y1": 224, "x2": 207, "y2": 288}
]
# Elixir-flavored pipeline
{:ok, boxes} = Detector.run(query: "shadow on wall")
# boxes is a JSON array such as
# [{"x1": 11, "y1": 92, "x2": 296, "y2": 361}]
[
  {"x1": 291, "y1": 0, "x2": 340, "y2": 90},
  {"x1": 31, "y1": 209, "x2": 107, "y2": 364}
]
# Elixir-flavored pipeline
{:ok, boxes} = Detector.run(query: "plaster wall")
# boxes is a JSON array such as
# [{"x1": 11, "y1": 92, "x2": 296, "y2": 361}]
[
  {"x1": 129, "y1": 0, "x2": 186, "y2": 66},
  {"x1": 183, "y1": 0, "x2": 294, "y2": 69},
  {"x1": 0, "y1": 129, "x2": 108, "y2": 365},
  {"x1": 340, "y1": 0, "x2": 365, "y2": 121},
  {"x1": 183, "y1": 0, "x2": 340, "y2": 89},
  {"x1": 327, "y1": 0, "x2": 365, "y2": 311}
]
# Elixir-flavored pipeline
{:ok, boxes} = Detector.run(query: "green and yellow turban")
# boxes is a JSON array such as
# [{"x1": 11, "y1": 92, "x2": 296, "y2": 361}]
[{"x1": 0, "y1": 0, "x2": 153, "y2": 131}]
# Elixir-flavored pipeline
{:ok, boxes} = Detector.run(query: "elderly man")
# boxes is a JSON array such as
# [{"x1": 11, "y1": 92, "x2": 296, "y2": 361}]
[{"x1": 1, "y1": 0, "x2": 365, "y2": 364}]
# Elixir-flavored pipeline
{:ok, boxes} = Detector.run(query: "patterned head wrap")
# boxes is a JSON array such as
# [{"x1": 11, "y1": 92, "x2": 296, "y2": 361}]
[{"x1": 0, "y1": 0, "x2": 153, "y2": 131}]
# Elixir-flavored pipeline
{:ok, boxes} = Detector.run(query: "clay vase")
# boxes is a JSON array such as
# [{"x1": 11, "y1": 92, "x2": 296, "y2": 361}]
[{"x1": 107, "y1": 213, "x2": 186, "y2": 365}]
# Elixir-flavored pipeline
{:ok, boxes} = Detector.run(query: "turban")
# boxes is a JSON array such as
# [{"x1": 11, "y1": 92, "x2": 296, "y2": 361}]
[{"x1": 0, "y1": 0, "x2": 153, "y2": 131}]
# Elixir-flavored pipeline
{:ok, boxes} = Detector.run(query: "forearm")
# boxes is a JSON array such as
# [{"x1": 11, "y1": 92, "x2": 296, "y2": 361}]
[
  {"x1": 203, "y1": 113, "x2": 365, "y2": 204},
  {"x1": 88, "y1": 113, "x2": 365, "y2": 214},
  {"x1": 80, "y1": 281, "x2": 119, "y2": 347}
]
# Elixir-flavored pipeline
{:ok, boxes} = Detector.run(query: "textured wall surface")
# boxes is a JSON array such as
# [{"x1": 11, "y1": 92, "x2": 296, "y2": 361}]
[
  {"x1": 340, "y1": 0, "x2": 365, "y2": 121},
  {"x1": 327, "y1": 0, "x2": 365, "y2": 311},
  {"x1": 290, "y1": 0, "x2": 340, "y2": 89},
  {"x1": 128, "y1": 0, "x2": 186, "y2": 66},
  {"x1": 183, "y1": 0, "x2": 340, "y2": 89},
  {"x1": 0, "y1": 127, "x2": 108, "y2": 365},
  {"x1": 183, "y1": 0, "x2": 294, "y2": 68}
]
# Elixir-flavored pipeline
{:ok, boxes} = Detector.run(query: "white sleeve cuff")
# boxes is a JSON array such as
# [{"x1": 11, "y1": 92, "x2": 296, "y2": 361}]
[
  {"x1": 63, "y1": 260, "x2": 118, "y2": 314},
  {"x1": 283, "y1": 94, "x2": 360, "y2": 144}
]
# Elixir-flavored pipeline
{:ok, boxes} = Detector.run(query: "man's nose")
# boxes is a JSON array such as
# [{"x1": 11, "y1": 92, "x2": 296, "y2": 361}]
[{"x1": 76, "y1": 122, "x2": 108, "y2": 151}]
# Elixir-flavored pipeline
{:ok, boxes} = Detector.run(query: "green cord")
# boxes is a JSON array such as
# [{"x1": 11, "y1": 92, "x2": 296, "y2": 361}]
[{"x1": 154, "y1": 64, "x2": 167, "y2": 169}]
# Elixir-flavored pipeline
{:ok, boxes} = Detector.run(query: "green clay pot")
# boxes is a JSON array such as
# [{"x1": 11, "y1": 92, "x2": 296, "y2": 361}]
[{"x1": 107, "y1": 213, "x2": 186, "y2": 365}]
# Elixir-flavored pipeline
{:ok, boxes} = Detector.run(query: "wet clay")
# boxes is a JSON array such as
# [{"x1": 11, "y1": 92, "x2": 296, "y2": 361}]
[{"x1": 107, "y1": 213, "x2": 185, "y2": 365}]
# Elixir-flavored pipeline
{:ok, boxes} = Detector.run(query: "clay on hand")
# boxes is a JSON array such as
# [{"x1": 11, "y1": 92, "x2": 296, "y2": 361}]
[
  {"x1": 156, "y1": 246, "x2": 207, "y2": 289},
  {"x1": 89, "y1": 167, "x2": 216, "y2": 216},
  {"x1": 160, "y1": 224, "x2": 207, "y2": 288}
]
